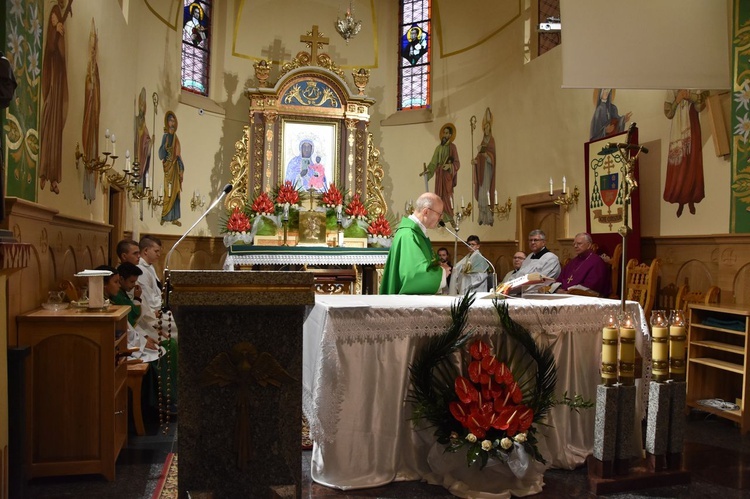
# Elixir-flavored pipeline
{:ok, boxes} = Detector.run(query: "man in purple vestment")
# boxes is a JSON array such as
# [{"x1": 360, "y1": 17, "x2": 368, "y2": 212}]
[{"x1": 556, "y1": 233, "x2": 611, "y2": 297}]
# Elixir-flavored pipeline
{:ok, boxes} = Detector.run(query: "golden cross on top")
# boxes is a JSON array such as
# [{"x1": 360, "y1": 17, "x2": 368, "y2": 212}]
[
  {"x1": 603, "y1": 155, "x2": 616, "y2": 174},
  {"x1": 300, "y1": 25, "x2": 329, "y2": 62}
]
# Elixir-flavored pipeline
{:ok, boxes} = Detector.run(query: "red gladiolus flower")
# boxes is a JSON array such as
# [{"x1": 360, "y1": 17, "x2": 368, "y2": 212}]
[
  {"x1": 250, "y1": 192, "x2": 275, "y2": 215},
  {"x1": 322, "y1": 184, "x2": 344, "y2": 207},
  {"x1": 226, "y1": 207, "x2": 251, "y2": 232},
  {"x1": 276, "y1": 181, "x2": 300, "y2": 205},
  {"x1": 345, "y1": 193, "x2": 368, "y2": 219},
  {"x1": 367, "y1": 214, "x2": 392, "y2": 237}
]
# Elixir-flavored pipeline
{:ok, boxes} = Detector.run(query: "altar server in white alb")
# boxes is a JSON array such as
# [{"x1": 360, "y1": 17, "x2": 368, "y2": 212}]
[
  {"x1": 516, "y1": 229, "x2": 561, "y2": 279},
  {"x1": 450, "y1": 235, "x2": 490, "y2": 294}
]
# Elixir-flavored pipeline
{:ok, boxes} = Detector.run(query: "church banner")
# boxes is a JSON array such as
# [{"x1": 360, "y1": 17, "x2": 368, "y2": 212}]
[
  {"x1": 584, "y1": 130, "x2": 641, "y2": 263},
  {"x1": 731, "y1": 0, "x2": 750, "y2": 233}
]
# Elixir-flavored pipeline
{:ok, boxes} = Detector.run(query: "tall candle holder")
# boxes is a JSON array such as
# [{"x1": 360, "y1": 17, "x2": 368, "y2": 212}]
[
  {"x1": 650, "y1": 310, "x2": 669, "y2": 382},
  {"x1": 668, "y1": 310, "x2": 687, "y2": 381},
  {"x1": 618, "y1": 311, "x2": 637, "y2": 385},
  {"x1": 601, "y1": 313, "x2": 619, "y2": 385},
  {"x1": 282, "y1": 203, "x2": 290, "y2": 246}
]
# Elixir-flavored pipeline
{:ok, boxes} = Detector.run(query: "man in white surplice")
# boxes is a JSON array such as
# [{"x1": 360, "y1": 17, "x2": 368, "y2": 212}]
[{"x1": 449, "y1": 235, "x2": 490, "y2": 295}]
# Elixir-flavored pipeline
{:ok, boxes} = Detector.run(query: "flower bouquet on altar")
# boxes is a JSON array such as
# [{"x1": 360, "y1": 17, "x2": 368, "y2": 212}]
[
  {"x1": 366, "y1": 213, "x2": 394, "y2": 248},
  {"x1": 342, "y1": 193, "x2": 369, "y2": 238},
  {"x1": 409, "y1": 294, "x2": 564, "y2": 496},
  {"x1": 249, "y1": 191, "x2": 279, "y2": 236},
  {"x1": 321, "y1": 184, "x2": 346, "y2": 230},
  {"x1": 273, "y1": 181, "x2": 302, "y2": 228},
  {"x1": 221, "y1": 206, "x2": 254, "y2": 246}
]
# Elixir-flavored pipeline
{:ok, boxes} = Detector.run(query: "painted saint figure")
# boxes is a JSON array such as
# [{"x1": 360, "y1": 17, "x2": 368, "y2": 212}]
[
  {"x1": 159, "y1": 111, "x2": 183, "y2": 226},
  {"x1": 589, "y1": 88, "x2": 632, "y2": 141},
  {"x1": 39, "y1": 0, "x2": 74, "y2": 195},
  {"x1": 401, "y1": 25, "x2": 428, "y2": 66},
  {"x1": 82, "y1": 20, "x2": 100, "y2": 203},
  {"x1": 663, "y1": 89, "x2": 708, "y2": 217},
  {"x1": 285, "y1": 139, "x2": 328, "y2": 192},
  {"x1": 473, "y1": 108, "x2": 496, "y2": 226},
  {"x1": 183, "y1": 2, "x2": 208, "y2": 48},
  {"x1": 422, "y1": 123, "x2": 460, "y2": 218},
  {"x1": 134, "y1": 88, "x2": 152, "y2": 186}
]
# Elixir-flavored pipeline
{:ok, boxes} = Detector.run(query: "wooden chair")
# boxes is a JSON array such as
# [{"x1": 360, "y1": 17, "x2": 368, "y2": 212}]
[
  {"x1": 657, "y1": 282, "x2": 680, "y2": 311},
  {"x1": 676, "y1": 284, "x2": 721, "y2": 314},
  {"x1": 609, "y1": 243, "x2": 623, "y2": 299},
  {"x1": 625, "y1": 257, "x2": 660, "y2": 317}
]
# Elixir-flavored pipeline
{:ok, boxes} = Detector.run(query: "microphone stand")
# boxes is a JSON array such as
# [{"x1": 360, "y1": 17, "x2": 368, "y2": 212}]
[
  {"x1": 439, "y1": 220, "x2": 497, "y2": 293},
  {"x1": 162, "y1": 183, "x2": 233, "y2": 311}
]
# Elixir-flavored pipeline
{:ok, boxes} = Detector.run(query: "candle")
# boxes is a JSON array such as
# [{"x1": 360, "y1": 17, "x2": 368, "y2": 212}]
[
  {"x1": 669, "y1": 324, "x2": 687, "y2": 378},
  {"x1": 651, "y1": 325, "x2": 669, "y2": 380},
  {"x1": 111, "y1": 134, "x2": 116, "y2": 156},
  {"x1": 494, "y1": 190, "x2": 498, "y2": 205},
  {"x1": 104, "y1": 129, "x2": 110, "y2": 153},
  {"x1": 283, "y1": 202, "x2": 290, "y2": 220},
  {"x1": 487, "y1": 191, "x2": 491, "y2": 205},
  {"x1": 601, "y1": 319, "x2": 618, "y2": 385},
  {"x1": 549, "y1": 177, "x2": 553, "y2": 195},
  {"x1": 450, "y1": 196, "x2": 454, "y2": 210},
  {"x1": 618, "y1": 313, "x2": 636, "y2": 384},
  {"x1": 124, "y1": 150, "x2": 131, "y2": 172},
  {"x1": 562, "y1": 176, "x2": 567, "y2": 194},
  {"x1": 461, "y1": 196, "x2": 465, "y2": 208}
]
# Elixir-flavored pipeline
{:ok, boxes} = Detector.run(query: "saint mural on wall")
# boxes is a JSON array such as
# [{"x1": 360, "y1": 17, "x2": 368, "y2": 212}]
[
  {"x1": 134, "y1": 87, "x2": 152, "y2": 187},
  {"x1": 82, "y1": 19, "x2": 100, "y2": 203},
  {"x1": 39, "y1": 0, "x2": 74, "y2": 195},
  {"x1": 589, "y1": 89, "x2": 632, "y2": 142},
  {"x1": 473, "y1": 108, "x2": 496, "y2": 226},
  {"x1": 663, "y1": 89, "x2": 708, "y2": 217},
  {"x1": 422, "y1": 123, "x2": 460, "y2": 218},
  {"x1": 159, "y1": 111, "x2": 183, "y2": 226}
]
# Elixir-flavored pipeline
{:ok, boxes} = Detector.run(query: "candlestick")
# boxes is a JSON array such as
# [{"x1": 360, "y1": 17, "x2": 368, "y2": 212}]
[
  {"x1": 601, "y1": 313, "x2": 618, "y2": 385},
  {"x1": 549, "y1": 177, "x2": 553, "y2": 196},
  {"x1": 650, "y1": 310, "x2": 669, "y2": 382},
  {"x1": 562, "y1": 176, "x2": 567, "y2": 194},
  {"x1": 669, "y1": 310, "x2": 687, "y2": 380},
  {"x1": 618, "y1": 312, "x2": 636, "y2": 385}
]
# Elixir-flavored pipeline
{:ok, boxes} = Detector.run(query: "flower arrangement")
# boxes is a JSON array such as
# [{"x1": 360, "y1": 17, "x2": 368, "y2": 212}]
[
  {"x1": 321, "y1": 183, "x2": 345, "y2": 209},
  {"x1": 410, "y1": 295, "x2": 560, "y2": 470},
  {"x1": 274, "y1": 180, "x2": 301, "y2": 207},
  {"x1": 250, "y1": 191, "x2": 275, "y2": 216},
  {"x1": 367, "y1": 214, "x2": 392, "y2": 238},
  {"x1": 345, "y1": 193, "x2": 368, "y2": 220},
  {"x1": 224, "y1": 206, "x2": 251, "y2": 234}
]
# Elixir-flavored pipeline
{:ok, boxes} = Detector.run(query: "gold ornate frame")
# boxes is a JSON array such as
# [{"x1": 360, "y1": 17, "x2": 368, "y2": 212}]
[{"x1": 226, "y1": 28, "x2": 386, "y2": 218}]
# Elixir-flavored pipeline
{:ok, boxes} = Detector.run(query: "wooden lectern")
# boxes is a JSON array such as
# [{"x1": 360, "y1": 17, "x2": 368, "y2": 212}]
[{"x1": 169, "y1": 270, "x2": 314, "y2": 499}]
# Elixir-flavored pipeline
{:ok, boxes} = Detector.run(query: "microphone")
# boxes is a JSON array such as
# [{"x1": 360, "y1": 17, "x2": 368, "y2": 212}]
[
  {"x1": 164, "y1": 183, "x2": 233, "y2": 271},
  {"x1": 605, "y1": 142, "x2": 649, "y2": 154},
  {"x1": 438, "y1": 220, "x2": 497, "y2": 292}
]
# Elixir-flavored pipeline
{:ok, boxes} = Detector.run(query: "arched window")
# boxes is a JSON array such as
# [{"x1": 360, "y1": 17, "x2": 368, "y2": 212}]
[
  {"x1": 181, "y1": 0, "x2": 211, "y2": 96},
  {"x1": 398, "y1": 0, "x2": 431, "y2": 110}
]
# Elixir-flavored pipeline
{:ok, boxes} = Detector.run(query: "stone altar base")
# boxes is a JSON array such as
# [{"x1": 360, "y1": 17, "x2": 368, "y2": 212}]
[{"x1": 169, "y1": 270, "x2": 314, "y2": 499}]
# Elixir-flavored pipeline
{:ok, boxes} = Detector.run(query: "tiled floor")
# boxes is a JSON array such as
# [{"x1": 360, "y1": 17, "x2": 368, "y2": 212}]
[{"x1": 26, "y1": 411, "x2": 750, "y2": 498}]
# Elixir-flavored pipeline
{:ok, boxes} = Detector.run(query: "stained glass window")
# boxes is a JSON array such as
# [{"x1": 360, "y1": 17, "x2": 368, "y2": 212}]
[
  {"x1": 181, "y1": 0, "x2": 211, "y2": 95},
  {"x1": 398, "y1": 0, "x2": 431, "y2": 110},
  {"x1": 538, "y1": 0, "x2": 560, "y2": 56}
]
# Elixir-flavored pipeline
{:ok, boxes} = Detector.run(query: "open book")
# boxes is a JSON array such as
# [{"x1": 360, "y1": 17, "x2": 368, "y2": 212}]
[{"x1": 495, "y1": 272, "x2": 556, "y2": 295}]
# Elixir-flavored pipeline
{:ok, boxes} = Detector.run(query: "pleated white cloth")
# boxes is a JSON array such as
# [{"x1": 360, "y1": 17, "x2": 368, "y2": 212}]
[{"x1": 302, "y1": 293, "x2": 649, "y2": 494}]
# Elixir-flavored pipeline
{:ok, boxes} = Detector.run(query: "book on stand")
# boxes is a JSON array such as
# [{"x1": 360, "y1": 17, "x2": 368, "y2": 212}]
[{"x1": 495, "y1": 272, "x2": 557, "y2": 295}]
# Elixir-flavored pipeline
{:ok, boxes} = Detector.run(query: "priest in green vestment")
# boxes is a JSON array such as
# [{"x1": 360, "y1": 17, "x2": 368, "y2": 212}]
[{"x1": 380, "y1": 192, "x2": 451, "y2": 294}]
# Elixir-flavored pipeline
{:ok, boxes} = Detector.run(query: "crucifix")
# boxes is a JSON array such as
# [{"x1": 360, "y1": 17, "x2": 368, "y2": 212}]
[{"x1": 300, "y1": 25, "x2": 330, "y2": 62}]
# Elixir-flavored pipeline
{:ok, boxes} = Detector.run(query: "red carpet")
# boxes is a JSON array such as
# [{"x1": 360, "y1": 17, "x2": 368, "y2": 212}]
[{"x1": 152, "y1": 453, "x2": 176, "y2": 499}]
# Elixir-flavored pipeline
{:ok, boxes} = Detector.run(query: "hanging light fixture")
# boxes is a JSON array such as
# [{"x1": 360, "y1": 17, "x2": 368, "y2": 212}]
[{"x1": 335, "y1": 0, "x2": 361, "y2": 44}]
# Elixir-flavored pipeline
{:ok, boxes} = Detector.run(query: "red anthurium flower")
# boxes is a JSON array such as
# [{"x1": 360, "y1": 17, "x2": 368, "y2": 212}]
[
  {"x1": 494, "y1": 390, "x2": 514, "y2": 412},
  {"x1": 322, "y1": 184, "x2": 344, "y2": 207},
  {"x1": 494, "y1": 363, "x2": 514, "y2": 385},
  {"x1": 454, "y1": 376, "x2": 478, "y2": 404},
  {"x1": 345, "y1": 193, "x2": 368, "y2": 219},
  {"x1": 482, "y1": 376, "x2": 503, "y2": 401},
  {"x1": 367, "y1": 214, "x2": 392, "y2": 237},
  {"x1": 225, "y1": 207, "x2": 251, "y2": 232},
  {"x1": 250, "y1": 192, "x2": 275, "y2": 215},
  {"x1": 275, "y1": 180, "x2": 300, "y2": 205},
  {"x1": 469, "y1": 340, "x2": 491, "y2": 360},
  {"x1": 465, "y1": 413, "x2": 488, "y2": 438},
  {"x1": 468, "y1": 360, "x2": 483, "y2": 384},
  {"x1": 507, "y1": 381, "x2": 523, "y2": 404},
  {"x1": 481, "y1": 355, "x2": 498, "y2": 374},
  {"x1": 516, "y1": 407, "x2": 534, "y2": 433},
  {"x1": 449, "y1": 401, "x2": 470, "y2": 425}
]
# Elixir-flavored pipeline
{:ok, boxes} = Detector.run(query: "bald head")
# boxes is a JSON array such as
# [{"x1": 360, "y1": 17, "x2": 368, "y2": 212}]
[{"x1": 414, "y1": 192, "x2": 443, "y2": 229}]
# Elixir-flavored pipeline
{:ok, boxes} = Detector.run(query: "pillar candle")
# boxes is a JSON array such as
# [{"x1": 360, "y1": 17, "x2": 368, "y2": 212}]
[
  {"x1": 601, "y1": 325, "x2": 618, "y2": 384},
  {"x1": 494, "y1": 189, "x2": 498, "y2": 204},
  {"x1": 487, "y1": 191, "x2": 491, "y2": 205},
  {"x1": 669, "y1": 324, "x2": 687, "y2": 378},
  {"x1": 651, "y1": 325, "x2": 669, "y2": 380},
  {"x1": 461, "y1": 196, "x2": 465, "y2": 208},
  {"x1": 619, "y1": 317, "x2": 636, "y2": 384},
  {"x1": 562, "y1": 176, "x2": 567, "y2": 194},
  {"x1": 549, "y1": 177, "x2": 553, "y2": 195},
  {"x1": 111, "y1": 134, "x2": 116, "y2": 156}
]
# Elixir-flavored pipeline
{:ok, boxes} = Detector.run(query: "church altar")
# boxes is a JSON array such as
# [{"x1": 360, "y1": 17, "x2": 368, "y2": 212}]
[
  {"x1": 225, "y1": 245, "x2": 389, "y2": 294},
  {"x1": 303, "y1": 293, "x2": 649, "y2": 495}
]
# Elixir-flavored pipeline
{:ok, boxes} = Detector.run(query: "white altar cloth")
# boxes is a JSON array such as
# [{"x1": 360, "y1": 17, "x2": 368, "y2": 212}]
[{"x1": 302, "y1": 293, "x2": 649, "y2": 492}]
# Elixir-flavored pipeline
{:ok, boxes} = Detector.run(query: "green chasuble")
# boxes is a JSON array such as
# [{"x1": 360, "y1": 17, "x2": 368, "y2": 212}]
[
  {"x1": 110, "y1": 289, "x2": 141, "y2": 326},
  {"x1": 379, "y1": 216, "x2": 443, "y2": 294}
]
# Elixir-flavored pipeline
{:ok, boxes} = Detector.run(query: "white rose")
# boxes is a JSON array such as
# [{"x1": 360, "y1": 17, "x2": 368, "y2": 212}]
[
  {"x1": 514, "y1": 432, "x2": 527, "y2": 443},
  {"x1": 500, "y1": 437, "x2": 513, "y2": 450},
  {"x1": 466, "y1": 433, "x2": 477, "y2": 443},
  {"x1": 481, "y1": 440, "x2": 492, "y2": 451}
]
